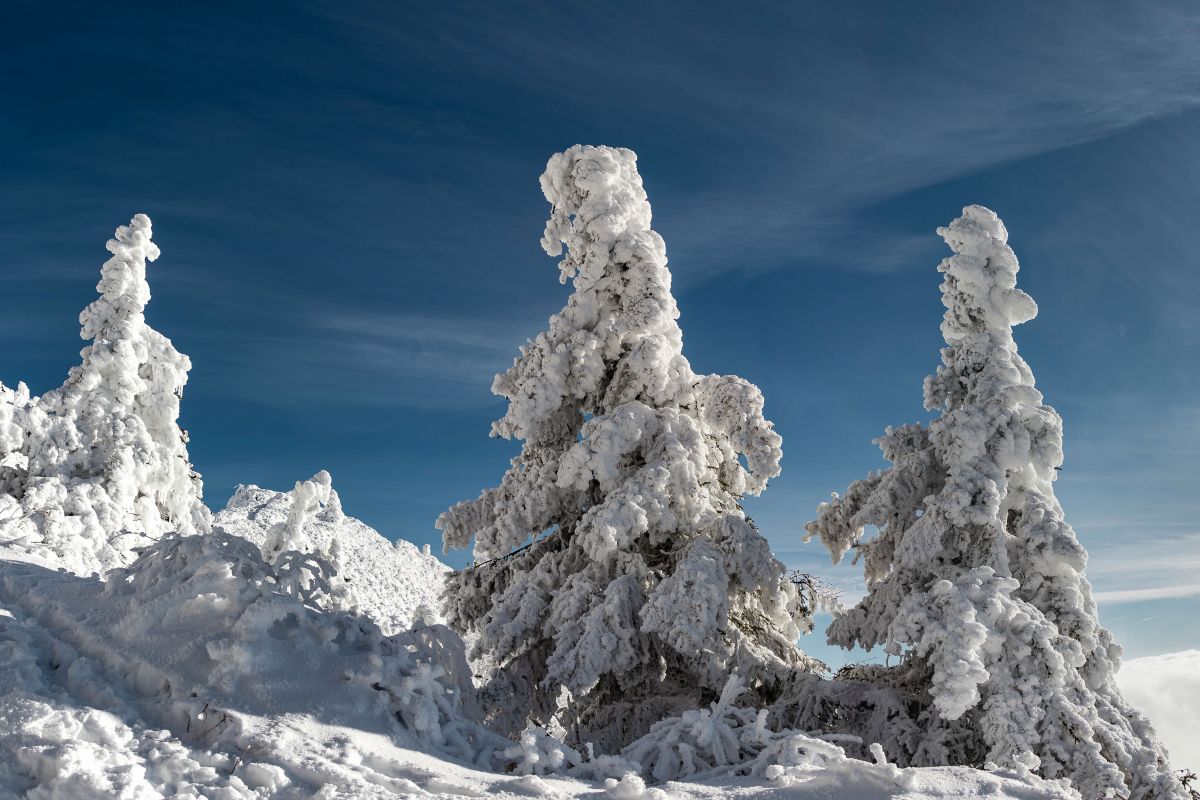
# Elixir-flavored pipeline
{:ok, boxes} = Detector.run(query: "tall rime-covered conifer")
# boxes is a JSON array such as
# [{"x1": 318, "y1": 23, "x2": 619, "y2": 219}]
[
  {"x1": 0, "y1": 215, "x2": 210, "y2": 574},
  {"x1": 805, "y1": 206, "x2": 1183, "y2": 799},
  {"x1": 440, "y1": 146, "x2": 814, "y2": 749}
]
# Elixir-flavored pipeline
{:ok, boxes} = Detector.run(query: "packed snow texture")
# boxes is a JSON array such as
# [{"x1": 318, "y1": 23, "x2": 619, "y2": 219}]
[
  {"x1": 438, "y1": 145, "x2": 814, "y2": 750},
  {"x1": 805, "y1": 206, "x2": 1185, "y2": 799},
  {"x1": 0, "y1": 215, "x2": 210, "y2": 576},
  {"x1": 0, "y1": 527, "x2": 508, "y2": 798}
]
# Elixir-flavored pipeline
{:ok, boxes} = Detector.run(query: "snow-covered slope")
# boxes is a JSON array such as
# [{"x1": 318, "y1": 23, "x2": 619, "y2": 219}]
[
  {"x1": 0, "y1": 551, "x2": 1080, "y2": 799},
  {"x1": 0, "y1": 507, "x2": 1083, "y2": 800},
  {"x1": 214, "y1": 480, "x2": 446, "y2": 634}
]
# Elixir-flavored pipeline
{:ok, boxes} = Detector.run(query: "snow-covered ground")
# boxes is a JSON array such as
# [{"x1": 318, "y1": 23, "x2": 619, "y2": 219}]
[{"x1": 0, "y1": 484, "x2": 1084, "y2": 799}]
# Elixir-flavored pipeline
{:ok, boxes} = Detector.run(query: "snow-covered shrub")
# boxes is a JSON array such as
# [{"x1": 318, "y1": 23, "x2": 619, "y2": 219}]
[
  {"x1": 439, "y1": 145, "x2": 815, "y2": 750},
  {"x1": 603, "y1": 773, "x2": 669, "y2": 800},
  {"x1": 214, "y1": 478, "x2": 447, "y2": 635},
  {"x1": 804, "y1": 206, "x2": 1184, "y2": 799},
  {"x1": 495, "y1": 720, "x2": 641, "y2": 783},
  {"x1": 621, "y1": 673, "x2": 915, "y2": 791},
  {"x1": 261, "y1": 470, "x2": 342, "y2": 563},
  {"x1": 0, "y1": 215, "x2": 210, "y2": 574},
  {"x1": 503, "y1": 724, "x2": 582, "y2": 776},
  {"x1": 103, "y1": 530, "x2": 502, "y2": 766}
]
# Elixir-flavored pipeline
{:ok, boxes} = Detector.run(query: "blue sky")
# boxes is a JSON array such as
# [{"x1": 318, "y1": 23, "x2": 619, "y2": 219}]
[{"x1": 2, "y1": 1, "x2": 1198, "y2": 667}]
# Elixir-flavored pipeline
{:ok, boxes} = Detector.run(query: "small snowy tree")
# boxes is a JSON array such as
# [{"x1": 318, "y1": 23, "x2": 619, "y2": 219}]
[
  {"x1": 261, "y1": 469, "x2": 343, "y2": 563},
  {"x1": 439, "y1": 145, "x2": 815, "y2": 750},
  {"x1": 0, "y1": 214, "x2": 210, "y2": 573},
  {"x1": 805, "y1": 206, "x2": 1183, "y2": 799}
]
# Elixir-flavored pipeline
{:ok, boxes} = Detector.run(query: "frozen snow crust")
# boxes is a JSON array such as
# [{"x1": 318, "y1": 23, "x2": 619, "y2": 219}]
[{"x1": 0, "y1": 165, "x2": 1182, "y2": 799}]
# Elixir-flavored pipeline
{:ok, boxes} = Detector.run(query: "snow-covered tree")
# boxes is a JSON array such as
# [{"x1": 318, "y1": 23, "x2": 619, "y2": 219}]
[
  {"x1": 0, "y1": 214, "x2": 210, "y2": 574},
  {"x1": 805, "y1": 206, "x2": 1183, "y2": 799},
  {"x1": 439, "y1": 145, "x2": 814, "y2": 750},
  {"x1": 261, "y1": 469, "x2": 343, "y2": 563}
]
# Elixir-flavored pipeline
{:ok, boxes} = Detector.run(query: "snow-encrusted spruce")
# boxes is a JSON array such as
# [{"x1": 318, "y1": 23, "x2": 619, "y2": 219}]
[
  {"x1": 804, "y1": 206, "x2": 1184, "y2": 799},
  {"x1": 439, "y1": 145, "x2": 814, "y2": 750},
  {"x1": 0, "y1": 215, "x2": 210, "y2": 575}
]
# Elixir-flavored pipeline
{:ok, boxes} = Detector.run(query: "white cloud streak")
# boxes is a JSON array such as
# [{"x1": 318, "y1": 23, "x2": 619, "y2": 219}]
[{"x1": 1094, "y1": 584, "x2": 1200, "y2": 605}]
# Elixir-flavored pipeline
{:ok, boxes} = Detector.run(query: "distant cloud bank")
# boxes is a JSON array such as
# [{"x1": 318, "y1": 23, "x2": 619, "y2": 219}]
[{"x1": 1117, "y1": 649, "x2": 1200, "y2": 771}]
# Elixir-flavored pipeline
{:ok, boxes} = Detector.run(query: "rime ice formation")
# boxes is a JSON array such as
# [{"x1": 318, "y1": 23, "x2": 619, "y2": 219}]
[
  {"x1": 438, "y1": 145, "x2": 812, "y2": 750},
  {"x1": 0, "y1": 215, "x2": 210, "y2": 575},
  {"x1": 805, "y1": 206, "x2": 1184, "y2": 799}
]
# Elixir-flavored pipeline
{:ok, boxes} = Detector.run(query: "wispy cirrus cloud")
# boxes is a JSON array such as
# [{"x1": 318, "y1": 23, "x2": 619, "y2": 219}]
[
  {"x1": 317, "y1": 1, "x2": 1200, "y2": 281},
  {"x1": 316, "y1": 311, "x2": 531, "y2": 387},
  {"x1": 191, "y1": 308, "x2": 540, "y2": 409},
  {"x1": 1094, "y1": 584, "x2": 1200, "y2": 605}
]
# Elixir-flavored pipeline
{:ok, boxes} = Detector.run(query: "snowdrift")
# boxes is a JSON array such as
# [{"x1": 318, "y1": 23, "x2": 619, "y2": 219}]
[{"x1": 213, "y1": 479, "x2": 446, "y2": 635}]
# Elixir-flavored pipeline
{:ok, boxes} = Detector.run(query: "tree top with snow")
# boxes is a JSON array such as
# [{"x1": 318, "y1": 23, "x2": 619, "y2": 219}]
[
  {"x1": 0, "y1": 214, "x2": 210, "y2": 574},
  {"x1": 804, "y1": 205, "x2": 1185, "y2": 799},
  {"x1": 440, "y1": 145, "x2": 809, "y2": 750}
]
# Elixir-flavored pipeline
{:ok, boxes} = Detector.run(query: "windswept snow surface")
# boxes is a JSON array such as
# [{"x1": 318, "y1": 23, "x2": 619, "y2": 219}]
[{"x1": 0, "y1": 551, "x2": 1080, "y2": 799}]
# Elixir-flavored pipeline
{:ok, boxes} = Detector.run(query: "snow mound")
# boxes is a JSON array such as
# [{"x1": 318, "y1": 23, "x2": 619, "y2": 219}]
[
  {"x1": 0, "y1": 528, "x2": 506, "y2": 797},
  {"x1": 214, "y1": 477, "x2": 447, "y2": 634}
]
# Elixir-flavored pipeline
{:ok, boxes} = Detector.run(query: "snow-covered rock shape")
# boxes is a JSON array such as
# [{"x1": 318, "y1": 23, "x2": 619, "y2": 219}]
[
  {"x1": 0, "y1": 214, "x2": 210, "y2": 575},
  {"x1": 805, "y1": 206, "x2": 1183, "y2": 799},
  {"x1": 215, "y1": 479, "x2": 447, "y2": 635},
  {"x1": 439, "y1": 145, "x2": 812, "y2": 750}
]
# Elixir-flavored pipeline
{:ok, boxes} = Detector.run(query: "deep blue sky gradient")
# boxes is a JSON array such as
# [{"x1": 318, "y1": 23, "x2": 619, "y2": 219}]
[{"x1": 2, "y1": 1, "x2": 1198, "y2": 666}]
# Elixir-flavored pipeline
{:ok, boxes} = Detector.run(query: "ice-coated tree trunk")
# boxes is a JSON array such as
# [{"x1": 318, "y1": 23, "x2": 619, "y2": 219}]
[
  {"x1": 439, "y1": 145, "x2": 815, "y2": 750},
  {"x1": 805, "y1": 206, "x2": 1183, "y2": 799},
  {"x1": 0, "y1": 214, "x2": 210, "y2": 574}
]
